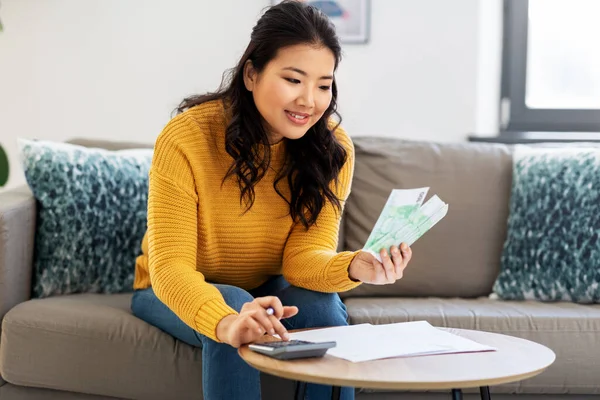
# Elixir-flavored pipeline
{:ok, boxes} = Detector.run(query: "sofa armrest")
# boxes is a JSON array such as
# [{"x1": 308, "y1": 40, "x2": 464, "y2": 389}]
[{"x1": 0, "y1": 185, "x2": 36, "y2": 320}]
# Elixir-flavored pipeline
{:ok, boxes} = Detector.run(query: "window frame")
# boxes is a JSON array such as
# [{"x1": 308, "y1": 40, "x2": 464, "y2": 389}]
[{"x1": 501, "y1": 0, "x2": 600, "y2": 132}]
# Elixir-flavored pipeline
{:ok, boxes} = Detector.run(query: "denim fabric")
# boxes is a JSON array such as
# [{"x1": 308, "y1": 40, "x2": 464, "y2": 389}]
[{"x1": 131, "y1": 275, "x2": 355, "y2": 400}]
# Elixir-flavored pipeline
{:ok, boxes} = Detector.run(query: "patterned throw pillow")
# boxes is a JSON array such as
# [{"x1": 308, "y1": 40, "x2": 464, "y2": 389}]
[
  {"x1": 18, "y1": 139, "x2": 153, "y2": 298},
  {"x1": 493, "y1": 145, "x2": 600, "y2": 303}
]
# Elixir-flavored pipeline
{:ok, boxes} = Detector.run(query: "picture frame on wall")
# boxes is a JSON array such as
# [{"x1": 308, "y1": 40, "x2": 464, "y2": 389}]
[{"x1": 271, "y1": 0, "x2": 370, "y2": 44}]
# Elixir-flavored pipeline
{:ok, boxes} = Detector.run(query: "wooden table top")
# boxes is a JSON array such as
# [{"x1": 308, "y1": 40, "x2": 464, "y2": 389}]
[{"x1": 238, "y1": 327, "x2": 556, "y2": 390}]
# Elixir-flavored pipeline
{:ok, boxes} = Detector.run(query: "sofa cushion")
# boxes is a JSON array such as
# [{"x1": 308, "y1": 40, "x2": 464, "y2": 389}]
[
  {"x1": 493, "y1": 146, "x2": 600, "y2": 302},
  {"x1": 0, "y1": 293, "x2": 204, "y2": 400},
  {"x1": 344, "y1": 297, "x2": 600, "y2": 394},
  {"x1": 18, "y1": 139, "x2": 152, "y2": 298},
  {"x1": 0, "y1": 383, "x2": 123, "y2": 400},
  {"x1": 0, "y1": 293, "x2": 294, "y2": 400},
  {"x1": 342, "y1": 138, "x2": 513, "y2": 298}
]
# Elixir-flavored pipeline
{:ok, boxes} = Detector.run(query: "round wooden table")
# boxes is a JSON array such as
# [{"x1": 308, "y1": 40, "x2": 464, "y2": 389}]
[{"x1": 239, "y1": 327, "x2": 556, "y2": 400}]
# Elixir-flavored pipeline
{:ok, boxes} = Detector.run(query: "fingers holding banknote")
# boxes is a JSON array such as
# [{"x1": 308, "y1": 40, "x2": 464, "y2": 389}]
[
  {"x1": 349, "y1": 243, "x2": 412, "y2": 284},
  {"x1": 389, "y1": 243, "x2": 412, "y2": 279},
  {"x1": 381, "y1": 243, "x2": 412, "y2": 282}
]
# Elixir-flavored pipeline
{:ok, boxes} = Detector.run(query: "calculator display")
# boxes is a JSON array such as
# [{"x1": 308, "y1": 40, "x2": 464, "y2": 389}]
[{"x1": 254, "y1": 340, "x2": 313, "y2": 349}]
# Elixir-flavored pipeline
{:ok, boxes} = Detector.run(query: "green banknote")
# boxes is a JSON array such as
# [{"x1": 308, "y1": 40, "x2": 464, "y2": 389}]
[{"x1": 363, "y1": 188, "x2": 448, "y2": 262}]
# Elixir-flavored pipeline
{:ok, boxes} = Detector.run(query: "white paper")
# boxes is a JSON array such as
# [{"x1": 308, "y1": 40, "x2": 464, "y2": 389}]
[{"x1": 287, "y1": 321, "x2": 496, "y2": 363}]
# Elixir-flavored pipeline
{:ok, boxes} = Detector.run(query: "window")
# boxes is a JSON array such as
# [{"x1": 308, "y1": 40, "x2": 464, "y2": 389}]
[{"x1": 501, "y1": 0, "x2": 600, "y2": 132}]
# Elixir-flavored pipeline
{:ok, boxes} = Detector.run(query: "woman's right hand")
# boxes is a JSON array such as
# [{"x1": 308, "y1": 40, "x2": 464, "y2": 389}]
[{"x1": 216, "y1": 296, "x2": 299, "y2": 348}]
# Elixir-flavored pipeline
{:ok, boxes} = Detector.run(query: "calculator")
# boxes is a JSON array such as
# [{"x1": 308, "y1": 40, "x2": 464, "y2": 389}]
[{"x1": 248, "y1": 340, "x2": 337, "y2": 360}]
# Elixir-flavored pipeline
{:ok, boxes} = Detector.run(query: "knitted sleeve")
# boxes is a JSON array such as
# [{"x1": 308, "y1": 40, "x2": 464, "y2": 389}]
[
  {"x1": 147, "y1": 113, "x2": 238, "y2": 342},
  {"x1": 281, "y1": 126, "x2": 363, "y2": 292}
]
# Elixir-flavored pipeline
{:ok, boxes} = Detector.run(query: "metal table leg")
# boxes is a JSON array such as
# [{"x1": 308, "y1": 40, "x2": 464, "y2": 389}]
[
  {"x1": 331, "y1": 385, "x2": 341, "y2": 400},
  {"x1": 297, "y1": 382, "x2": 490, "y2": 400},
  {"x1": 294, "y1": 382, "x2": 342, "y2": 400},
  {"x1": 480, "y1": 386, "x2": 491, "y2": 399},
  {"x1": 294, "y1": 381, "x2": 306, "y2": 400}
]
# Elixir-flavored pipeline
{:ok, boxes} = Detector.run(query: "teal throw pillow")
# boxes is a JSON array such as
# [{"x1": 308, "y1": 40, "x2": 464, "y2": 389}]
[
  {"x1": 493, "y1": 145, "x2": 600, "y2": 303},
  {"x1": 18, "y1": 139, "x2": 153, "y2": 298}
]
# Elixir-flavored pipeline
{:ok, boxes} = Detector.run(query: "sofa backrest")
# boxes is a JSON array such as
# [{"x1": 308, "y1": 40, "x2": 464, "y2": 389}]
[
  {"x1": 68, "y1": 137, "x2": 514, "y2": 299},
  {"x1": 67, "y1": 138, "x2": 154, "y2": 151},
  {"x1": 340, "y1": 137, "x2": 513, "y2": 299}
]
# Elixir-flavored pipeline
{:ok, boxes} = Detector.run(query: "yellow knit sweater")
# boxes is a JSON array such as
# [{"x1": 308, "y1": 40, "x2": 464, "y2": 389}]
[{"x1": 133, "y1": 99, "x2": 361, "y2": 342}]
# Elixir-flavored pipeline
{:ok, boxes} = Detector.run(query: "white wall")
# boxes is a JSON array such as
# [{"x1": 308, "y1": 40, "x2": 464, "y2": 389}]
[{"x1": 0, "y1": 0, "x2": 502, "y2": 191}]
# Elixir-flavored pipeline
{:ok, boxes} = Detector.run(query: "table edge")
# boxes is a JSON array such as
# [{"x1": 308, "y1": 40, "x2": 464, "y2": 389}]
[
  {"x1": 239, "y1": 351, "x2": 553, "y2": 390},
  {"x1": 238, "y1": 327, "x2": 556, "y2": 390}
]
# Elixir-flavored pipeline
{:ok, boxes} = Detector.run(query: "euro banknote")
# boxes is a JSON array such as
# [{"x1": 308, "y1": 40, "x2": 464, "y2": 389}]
[{"x1": 363, "y1": 188, "x2": 448, "y2": 262}]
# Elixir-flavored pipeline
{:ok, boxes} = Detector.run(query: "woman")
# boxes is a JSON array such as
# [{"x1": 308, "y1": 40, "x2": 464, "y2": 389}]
[{"x1": 131, "y1": 1, "x2": 412, "y2": 399}]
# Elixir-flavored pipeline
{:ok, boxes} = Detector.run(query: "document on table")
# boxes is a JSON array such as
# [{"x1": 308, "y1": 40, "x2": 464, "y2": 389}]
[{"x1": 287, "y1": 321, "x2": 496, "y2": 363}]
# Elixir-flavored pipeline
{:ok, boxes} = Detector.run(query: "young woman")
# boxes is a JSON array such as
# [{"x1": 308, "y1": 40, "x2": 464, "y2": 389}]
[{"x1": 131, "y1": 1, "x2": 412, "y2": 399}]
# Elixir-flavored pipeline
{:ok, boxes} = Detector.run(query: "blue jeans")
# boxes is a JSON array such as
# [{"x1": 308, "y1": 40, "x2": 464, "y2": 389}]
[{"x1": 131, "y1": 275, "x2": 355, "y2": 400}]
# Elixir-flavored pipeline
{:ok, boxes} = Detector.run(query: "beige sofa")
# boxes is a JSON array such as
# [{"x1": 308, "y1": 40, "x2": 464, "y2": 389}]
[{"x1": 1, "y1": 137, "x2": 599, "y2": 400}]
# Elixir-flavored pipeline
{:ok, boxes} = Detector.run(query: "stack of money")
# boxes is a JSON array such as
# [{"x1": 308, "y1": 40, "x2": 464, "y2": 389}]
[{"x1": 363, "y1": 188, "x2": 448, "y2": 262}]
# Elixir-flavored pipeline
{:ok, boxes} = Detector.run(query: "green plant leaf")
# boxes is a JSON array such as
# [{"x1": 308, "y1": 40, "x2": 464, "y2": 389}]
[{"x1": 0, "y1": 144, "x2": 9, "y2": 187}]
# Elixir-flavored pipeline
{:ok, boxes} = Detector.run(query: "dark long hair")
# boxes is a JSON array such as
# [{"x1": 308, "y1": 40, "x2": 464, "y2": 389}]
[{"x1": 176, "y1": 0, "x2": 347, "y2": 229}]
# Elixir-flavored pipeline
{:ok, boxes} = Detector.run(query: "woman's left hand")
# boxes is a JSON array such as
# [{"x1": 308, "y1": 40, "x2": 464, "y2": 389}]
[{"x1": 348, "y1": 243, "x2": 412, "y2": 284}]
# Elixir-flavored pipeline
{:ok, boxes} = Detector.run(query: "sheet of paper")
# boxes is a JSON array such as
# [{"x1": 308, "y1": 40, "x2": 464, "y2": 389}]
[{"x1": 287, "y1": 321, "x2": 496, "y2": 363}]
